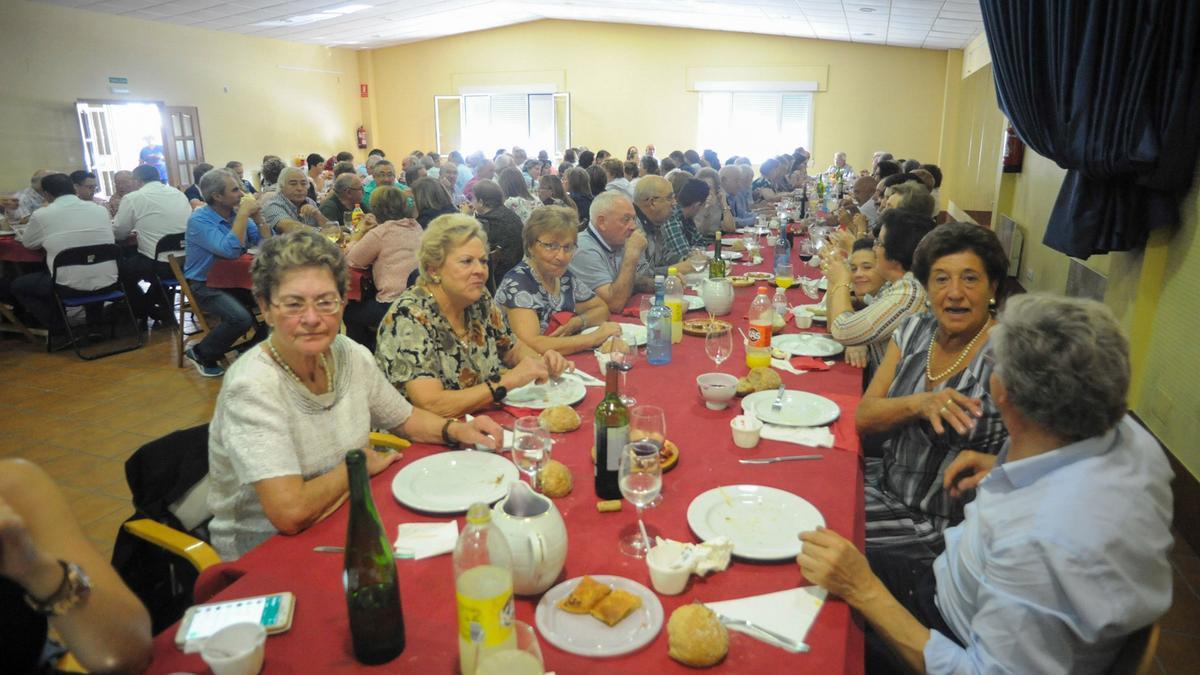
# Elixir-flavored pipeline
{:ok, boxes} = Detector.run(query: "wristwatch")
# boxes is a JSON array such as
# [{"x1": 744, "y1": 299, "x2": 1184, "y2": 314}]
[
  {"x1": 441, "y1": 418, "x2": 461, "y2": 448},
  {"x1": 24, "y1": 560, "x2": 91, "y2": 616}
]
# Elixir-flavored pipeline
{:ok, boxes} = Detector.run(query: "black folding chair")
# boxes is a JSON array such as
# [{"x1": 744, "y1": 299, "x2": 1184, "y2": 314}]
[
  {"x1": 152, "y1": 232, "x2": 186, "y2": 311},
  {"x1": 50, "y1": 243, "x2": 144, "y2": 360}
]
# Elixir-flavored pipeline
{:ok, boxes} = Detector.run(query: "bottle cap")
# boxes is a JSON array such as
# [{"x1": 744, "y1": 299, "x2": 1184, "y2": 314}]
[
  {"x1": 667, "y1": 266, "x2": 678, "y2": 275},
  {"x1": 466, "y1": 503, "x2": 491, "y2": 525},
  {"x1": 757, "y1": 286, "x2": 768, "y2": 294}
]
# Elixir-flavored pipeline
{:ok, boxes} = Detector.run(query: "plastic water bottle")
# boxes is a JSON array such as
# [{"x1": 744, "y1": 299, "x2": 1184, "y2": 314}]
[
  {"x1": 774, "y1": 233, "x2": 790, "y2": 269},
  {"x1": 453, "y1": 503, "x2": 516, "y2": 675},
  {"x1": 664, "y1": 267, "x2": 684, "y2": 344},
  {"x1": 773, "y1": 288, "x2": 789, "y2": 322},
  {"x1": 646, "y1": 276, "x2": 672, "y2": 365}
]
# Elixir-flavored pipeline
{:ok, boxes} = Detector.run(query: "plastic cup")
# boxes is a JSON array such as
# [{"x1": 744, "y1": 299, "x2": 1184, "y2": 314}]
[
  {"x1": 646, "y1": 540, "x2": 690, "y2": 595},
  {"x1": 731, "y1": 415, "x2": 763, "y2": 449},
  {"x1": 792, "y1": 307, "x2": 814, "y2": 329},
  {"x1": 200, "y1": 622, "x2": 266, "y2": 675}
]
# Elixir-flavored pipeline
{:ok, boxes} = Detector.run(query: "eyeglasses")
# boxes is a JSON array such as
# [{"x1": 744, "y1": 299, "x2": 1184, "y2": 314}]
[
  {"x1": 650, "y1": 194, "x2": 676, "y2": 205},
  {"x1": 272, "y1": 296, "x2": 342, "y2": 317},
  {"x1": 536, "y1": 240, "x2": 578, "y2": 254}
]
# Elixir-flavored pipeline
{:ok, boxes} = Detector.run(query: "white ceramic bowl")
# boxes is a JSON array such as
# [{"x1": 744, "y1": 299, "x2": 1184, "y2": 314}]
[{"x1": 696, "y1": 373, "x2": 739, "y2": 410}]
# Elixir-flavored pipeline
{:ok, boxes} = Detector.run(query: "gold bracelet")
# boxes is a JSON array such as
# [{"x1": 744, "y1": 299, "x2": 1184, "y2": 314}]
[{"x1": 831, "y1": 282, "x2": 852, "y2": 294}]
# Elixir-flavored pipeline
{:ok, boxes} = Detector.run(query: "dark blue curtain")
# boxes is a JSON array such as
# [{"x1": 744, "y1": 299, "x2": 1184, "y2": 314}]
[{"x1": 980, "y1": 0, "x2": 1200, "y2": 258}]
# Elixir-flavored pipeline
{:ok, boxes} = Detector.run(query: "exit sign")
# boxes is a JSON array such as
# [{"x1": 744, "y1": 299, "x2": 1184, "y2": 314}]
[{"x1": 360, "y1": 84, "x2": 368, "y2": 97}]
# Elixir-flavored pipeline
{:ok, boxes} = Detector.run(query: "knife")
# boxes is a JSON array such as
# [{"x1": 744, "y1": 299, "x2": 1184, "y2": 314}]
[{"x1": 739, "y1": 455, "x2": 824, "y2": 464}]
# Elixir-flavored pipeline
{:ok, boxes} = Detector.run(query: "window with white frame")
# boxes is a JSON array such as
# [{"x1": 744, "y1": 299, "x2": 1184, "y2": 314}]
[
  {"x1": 460, "y1": 93, "x2": 555, "y2": 157},
  {"x1": 697, "y1": 91, "x2": 813, "y2": 164}
]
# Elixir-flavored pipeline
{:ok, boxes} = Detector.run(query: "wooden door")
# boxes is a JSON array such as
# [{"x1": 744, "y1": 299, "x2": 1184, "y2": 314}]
[{"x1": 163, "y1": 107, "x2": 205, "y2": 189}]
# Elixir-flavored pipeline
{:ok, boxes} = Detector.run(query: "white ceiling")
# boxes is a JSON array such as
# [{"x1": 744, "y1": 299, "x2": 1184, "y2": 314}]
[{"x1": 32, "y1": 0, "x2": 984, "y2": 51}]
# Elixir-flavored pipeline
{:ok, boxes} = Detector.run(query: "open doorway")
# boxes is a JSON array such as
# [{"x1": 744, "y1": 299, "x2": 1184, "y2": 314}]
[
  {"x1": 76, "y1": 101, "x2": 205, "y2": 196},
  {"x1": 76, "y1": 101, "x2": 164, "y2": 199}
]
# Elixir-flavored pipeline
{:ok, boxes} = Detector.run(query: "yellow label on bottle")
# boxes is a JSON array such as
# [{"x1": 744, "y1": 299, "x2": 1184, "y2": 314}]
[
  {"x1": 456, "y1": 589, "x2": 514, "y2": 647},
  {"x1": 664, "y1": 299, "x2": 683, "y2": 322}
]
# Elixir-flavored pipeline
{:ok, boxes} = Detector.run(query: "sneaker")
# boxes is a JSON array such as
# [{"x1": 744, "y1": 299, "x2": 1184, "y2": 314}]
[{"x1": 184, "y1": 347, "x2": 224, "y2": 378}]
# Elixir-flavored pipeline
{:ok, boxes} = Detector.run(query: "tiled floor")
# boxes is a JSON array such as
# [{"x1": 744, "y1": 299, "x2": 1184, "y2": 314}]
[{"x1": 2, "y1": 328, "x2": 1198, "y2": 671}]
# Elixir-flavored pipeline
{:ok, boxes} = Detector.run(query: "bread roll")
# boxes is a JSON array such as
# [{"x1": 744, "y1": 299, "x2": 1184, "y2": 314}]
[
  {"x1": 667, "y1": 603, "x2": 728, "y2": 667},
  {"x1": 539, "y1": 459, "x2": 572, "y2": 498},
  {"x1": 539, "y1": 405, "x2": 581, "y2": 433}
]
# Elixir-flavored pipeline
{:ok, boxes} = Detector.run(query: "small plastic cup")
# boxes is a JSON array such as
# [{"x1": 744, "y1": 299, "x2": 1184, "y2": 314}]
[
  {"x1": 731, "y1": 415, "x2": 763, "y2": 449},
  {"x1": 646, "y1": 540, "x2": 690, "y2": 595},
  {"x1": 792, "y1": 307, "x2": 814, "y2": 330},
  {"x1": 200, "y1": 622, "x2": 266, "y2": 675}
]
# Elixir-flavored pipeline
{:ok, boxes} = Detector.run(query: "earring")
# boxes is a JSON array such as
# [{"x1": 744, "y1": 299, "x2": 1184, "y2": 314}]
[
  {"x1": 989, "y1": 296, "x2": 996, "y2": 306},
  {"x1": 431, "y1": 274, "x2": 442, "y2": 284}
]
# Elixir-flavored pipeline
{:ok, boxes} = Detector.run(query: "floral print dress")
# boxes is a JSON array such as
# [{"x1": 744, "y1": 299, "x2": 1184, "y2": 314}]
[{"x1": 375, "y1": 285, "x2": 516, "y2": 391}]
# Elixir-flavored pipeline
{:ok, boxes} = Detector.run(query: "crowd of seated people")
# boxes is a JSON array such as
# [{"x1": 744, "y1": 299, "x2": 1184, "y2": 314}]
[{"x1": 2, "y1": 141, "x2": 1175, "y2": 675}]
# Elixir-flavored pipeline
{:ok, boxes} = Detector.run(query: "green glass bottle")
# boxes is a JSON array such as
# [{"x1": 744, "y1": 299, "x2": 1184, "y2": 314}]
[
  {"x1": 344, "y1": 449, "x2": 405, "y2": 664},
  {"x1": 593, "y1": 365, "x2": 628, "y2": 500},
  {"x1": 709, "y1": 235, "x2": 727, "y2": 279}
]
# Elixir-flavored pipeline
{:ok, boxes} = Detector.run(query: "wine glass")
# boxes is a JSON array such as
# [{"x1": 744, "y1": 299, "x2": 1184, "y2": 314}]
[
  {"x1": 638, "y1": 295, "x2": 653, "y2": 327},
  {"x1": 775, "y1": 261, "x2": 795, "y2": 289},
  {"x1": 321, "y1": 223, "x2": 342, "y2": 245},
  {"x1": 704, "y1": 325, "x2": 733, "y2": 370},
  {"x1": 619, "y1": 406, "x2": 665, "y2": 558},
  {"x1": 687, "y1": 247, "x2": 709, "y2": 279},
  {"x1": 511, "y1": 416, "x2": 551, "y2": 492},
  {"x1": 604, "y1": 335, "x2": 637, "y2": 406}
]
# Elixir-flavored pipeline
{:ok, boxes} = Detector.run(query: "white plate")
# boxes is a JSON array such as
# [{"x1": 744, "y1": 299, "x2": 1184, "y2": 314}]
[
  {"x1": 582, "y1": 323, "x2": 648, "y2": 347},
  {"x1": 504, "y1": 372, "x2": 587, "y2": 409},
  {"x1": 684, "y1": 295, "x2": 704, "y2": 311},
  {"x1": 535, "y1": 575, "x2": 664, "y2": 657},
  {"x1": 793, "y1": 304, "x2": 827, "y2": 323},
  {"x1": 0, "y1": 230, "x2": 15, "y2": 237},
  {"x1": 391, "y1": 451, "x2": 518, "y2": 513},
  {"x1": 687, "y1": 485, "x2": 826, "y2": 560},
  {"x1": 706, "y1": 250, "x2": 743, "y2": 260},
  {"x1": 743, "y1": 389, "x2": 840, "y2": 427},
  {"x1": 771, "y1": 333, "x2": 844, "y2": 357}
]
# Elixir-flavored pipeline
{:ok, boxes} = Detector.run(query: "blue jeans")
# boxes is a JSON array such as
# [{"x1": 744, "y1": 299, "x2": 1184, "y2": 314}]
[{"x1": 188, "y1": 280, "x2": 263, "y2": 363}]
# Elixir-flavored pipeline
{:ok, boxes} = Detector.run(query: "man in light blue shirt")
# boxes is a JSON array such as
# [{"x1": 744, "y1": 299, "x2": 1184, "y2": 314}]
[
  {"x1": 797, "y1": 294, "x2": 1173, "y2": 674},
  {"x1": 719, "y1": 165, "x2": 755, "y2": 227},
  {"x1": 183, "y1": 168, "x2": 273, "y2": 376}
]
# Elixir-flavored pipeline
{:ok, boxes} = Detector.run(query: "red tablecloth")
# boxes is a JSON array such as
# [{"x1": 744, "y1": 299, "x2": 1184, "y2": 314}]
[
  {"x1": 147, "y1": 253, "x2": 865, "y2": 674},
  {"x1": 0, "y1": 236, "x2": 45, "y2": 263},
  {"x1": 207, "y1": 254, "x2": 365, "y2": 301}
]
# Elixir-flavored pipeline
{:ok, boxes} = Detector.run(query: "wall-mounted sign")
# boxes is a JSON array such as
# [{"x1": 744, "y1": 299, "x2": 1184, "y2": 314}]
[
  {"x1": 108, "y1": 76, "x2": 129, "y2": 94},
  {"x1": 360, "y1": 83, "x2": 368, "y2": 98}
]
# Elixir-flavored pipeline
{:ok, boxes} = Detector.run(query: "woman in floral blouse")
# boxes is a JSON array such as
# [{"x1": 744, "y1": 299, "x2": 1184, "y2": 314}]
[
  {"x1": 494, "y1": 206, "x2": 621, "y2": 355},
  {"x1": 375, "y1": 214, "x2": 570, "y2": 418}
]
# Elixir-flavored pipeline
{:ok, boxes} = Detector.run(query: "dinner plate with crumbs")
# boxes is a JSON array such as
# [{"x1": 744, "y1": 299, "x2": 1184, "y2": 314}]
[
  {"x1": 536, "y1": 575, "x2": 664, "y2": 657},
  {"x1": 503, "y1": 372, "x2": 587, "y2": 409},
  {"x1": 687, "y1": 485, "x2": 825, "y2": 560},
  {"x1": 391, "y1": 451, "x2": 518, "y2": 513}
]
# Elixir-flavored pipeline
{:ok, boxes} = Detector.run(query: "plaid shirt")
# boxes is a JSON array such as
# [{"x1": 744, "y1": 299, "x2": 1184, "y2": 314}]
[{"x1": 635, "y1": 204, "x2": 688, "y2": 275}]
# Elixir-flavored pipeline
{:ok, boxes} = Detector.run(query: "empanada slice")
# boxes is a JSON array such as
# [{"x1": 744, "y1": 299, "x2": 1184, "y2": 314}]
[
  {"x1": 589, "y1": 588, "x2": 642, "y2": 627},
  {"x1": 557, "y1": 575, "x2": 611, "y2": 614}
]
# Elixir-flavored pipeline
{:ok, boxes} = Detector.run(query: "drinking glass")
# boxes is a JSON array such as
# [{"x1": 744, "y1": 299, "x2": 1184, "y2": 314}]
[
  {"x1": 475, "y1": 621, "x2": 543, "y2": 675},
  {"x1": 799, "y1": 276, "x2": 822, "y2": 300},
  {"x1": 638, "y1": 295, "x2": 654, "y2": 327},
  {"x1": 321, "y1": 224, "x2": 342, "y2": 245},
  {"x1": 687, "y1": 247, "x2": 709, "y2": 278},
  {"x1": 775, "y1": 262, "x2": 795, "y2": 289},
  {"x1": 619, "y1": 406, "x2": 665, "y2": 558},
  {"x1": 511, "y1": 417, "x2": 551, "y2": 492},
  {"x1": 604, "y1": 336, "x2": 636, "y2": 406},
  {"x1": 704, "y1": 326, "x2": 733, "y2": 369}
]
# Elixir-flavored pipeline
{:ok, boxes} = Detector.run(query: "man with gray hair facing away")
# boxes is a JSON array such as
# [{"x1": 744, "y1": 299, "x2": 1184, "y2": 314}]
[
  {"x1": 182, "y1": 168, "x2": 271, "y2": 376},
  {"x1": 797, "y1": 293, "x2": 1173, "y2": 674}
]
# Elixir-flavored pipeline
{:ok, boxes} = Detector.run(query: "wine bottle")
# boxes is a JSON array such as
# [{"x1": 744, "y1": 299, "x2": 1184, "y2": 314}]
[
  {"x1": 344, "y1": 449, "x2": 406, "y2": 665},
  {"x1": 594, "y1": 365, "x2": 628, "y2": 499},
  {"x1": 709, "y1": 235, "x2": 727, "y2": 279}
]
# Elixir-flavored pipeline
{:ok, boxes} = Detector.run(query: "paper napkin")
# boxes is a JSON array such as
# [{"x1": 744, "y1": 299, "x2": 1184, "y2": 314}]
[
  {"x1": 706, "y1": 586, "x2": 828, "y2": 653},
  {"x1": 394, "y1": 521, "x2": 459, "y2": 560},
  {"x1": 743, "y1": 408, "x2": 835, "y2": 448}
]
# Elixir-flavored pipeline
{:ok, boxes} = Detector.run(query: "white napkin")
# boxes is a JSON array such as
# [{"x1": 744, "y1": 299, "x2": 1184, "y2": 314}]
[
  {"x1": 393, "y1": 521, "x2": 458, "y2": 560},
  {"x1": 743, "y1": 408, "x2": 835, "y2": 448},
  {"x1": 653, "y1": 536, "x2": 734, "y2": 577},
  {"x1": 771, "y1": 358, "x2": 807, "y2": 375},
  {"x1": 705, "y1": 586, "x2": 828, "y2": 653}
]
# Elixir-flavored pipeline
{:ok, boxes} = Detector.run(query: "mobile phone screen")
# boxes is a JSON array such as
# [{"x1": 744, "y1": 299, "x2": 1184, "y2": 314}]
[{"x1": 184, "y1": 594, "x2": 285, "y2": 642}]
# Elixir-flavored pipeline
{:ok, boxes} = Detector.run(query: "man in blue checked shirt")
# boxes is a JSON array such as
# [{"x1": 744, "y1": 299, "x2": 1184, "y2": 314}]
[{"x1": 797, "y1": 294, "x2": 1172, "y2": 674}]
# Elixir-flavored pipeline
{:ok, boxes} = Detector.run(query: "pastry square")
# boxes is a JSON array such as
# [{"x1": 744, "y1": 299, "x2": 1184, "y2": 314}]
[{"x1": 557, "y1": 576, "x2": 612, "y2": 614}]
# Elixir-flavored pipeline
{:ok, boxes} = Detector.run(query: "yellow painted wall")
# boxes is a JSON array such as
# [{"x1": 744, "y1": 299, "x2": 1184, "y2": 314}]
[
  {"x1": 939, "y1": 64, "x2": 1005, "y2": 215},
  {"x1": 363, "y1": 20, "x2": 952, "y2": 172},
  {"x1": 0, "y1": 0, "x2": 364, "y2": 190}
]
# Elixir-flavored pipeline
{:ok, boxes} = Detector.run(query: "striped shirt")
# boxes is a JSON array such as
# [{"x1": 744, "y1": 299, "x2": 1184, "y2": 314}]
[
  {"x1": 863, "y1": 313, "x2": 1009, "y2": 562},
  {"x1": 830, "y1": 272, "x2": 926, "y2": 373}
]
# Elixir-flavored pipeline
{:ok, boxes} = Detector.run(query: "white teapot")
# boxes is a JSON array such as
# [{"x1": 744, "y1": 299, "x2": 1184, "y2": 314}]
[
  {"x1": 700, "y1": 277, "x2": 734, "y2": 316},
  {"x1": 491, "y1": 481, "x2": 568, "y2": 595}
]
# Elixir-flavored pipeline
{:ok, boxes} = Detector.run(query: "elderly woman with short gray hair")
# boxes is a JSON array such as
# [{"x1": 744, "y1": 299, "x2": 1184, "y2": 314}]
[
  {"x1": 206, "y1": 230, "x2": 501, "y2": 560},
  {"x1": 375, "y1": 214, "x2": 570, "y2": 419}
]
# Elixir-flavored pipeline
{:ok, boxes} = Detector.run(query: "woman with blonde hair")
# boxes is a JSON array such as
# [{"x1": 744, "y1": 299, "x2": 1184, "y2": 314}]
[{"x1": 375, "y1": 215, "x2": 569, "y2": 418}]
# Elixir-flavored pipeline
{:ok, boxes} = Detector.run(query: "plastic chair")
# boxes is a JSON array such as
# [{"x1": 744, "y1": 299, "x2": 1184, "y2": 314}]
[{"x1": 50, "y1": 243, "x2": 144, "y2": 360}]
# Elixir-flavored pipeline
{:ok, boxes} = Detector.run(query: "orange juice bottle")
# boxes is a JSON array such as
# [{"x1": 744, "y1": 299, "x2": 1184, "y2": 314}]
[{"x1": 745, "y1": 286, "x2": 773, "y2": 369}]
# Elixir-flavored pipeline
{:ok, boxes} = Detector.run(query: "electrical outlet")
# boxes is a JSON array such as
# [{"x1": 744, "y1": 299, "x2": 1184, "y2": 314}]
[{"x1": 1024, "y1": 267, "x2": 1035, "y2": 282}]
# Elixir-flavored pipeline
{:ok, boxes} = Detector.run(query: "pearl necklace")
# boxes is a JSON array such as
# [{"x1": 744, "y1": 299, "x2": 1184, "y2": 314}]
[
  {"x1": 267, "y1": 337, "x2": 333, "y2": 394},
  {"x1": 926, "y1": 319, "x2": 991, "y2": 382}
]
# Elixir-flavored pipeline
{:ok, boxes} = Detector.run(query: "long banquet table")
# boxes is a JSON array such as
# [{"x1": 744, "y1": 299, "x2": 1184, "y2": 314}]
[
  {"x1": 147, "y1": 249, "x2": 866, "y2": 674},
  {"x1": 209, "y1": 253, "x2": 366, "y2": 301}
]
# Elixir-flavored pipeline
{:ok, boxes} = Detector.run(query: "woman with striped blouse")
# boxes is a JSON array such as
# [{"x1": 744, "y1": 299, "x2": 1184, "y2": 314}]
[{"x1": 854, "y1": 222, "x2": 1011, "y2": 563}]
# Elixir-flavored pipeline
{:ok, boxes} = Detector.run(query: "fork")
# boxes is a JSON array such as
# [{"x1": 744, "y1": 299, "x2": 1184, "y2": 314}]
[
  {"x1": 718, "y1": 615, "x2": 808, "y2": 652},
  {"x1": 771, "y1": 383, "x2": 787, "y2": 412}
]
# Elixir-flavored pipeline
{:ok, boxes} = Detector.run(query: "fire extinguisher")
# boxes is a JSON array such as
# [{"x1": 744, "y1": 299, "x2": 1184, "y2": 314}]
[
  {"x1": 356, "y1": 125, "x2": 368, "y2": 149},
  {"x1": 1002, "y1": 123, "x2": 1024, "y2": 173}
]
